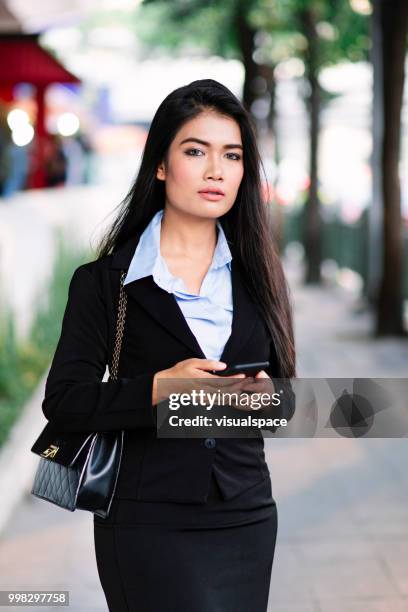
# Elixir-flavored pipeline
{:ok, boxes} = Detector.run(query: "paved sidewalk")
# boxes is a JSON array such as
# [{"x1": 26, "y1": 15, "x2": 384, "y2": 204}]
[
  {"x1": 0, "y1": 256, "x2": 407, "y2": 611},
  {"x1": 266, "y1": 265, "x2": 408, "y2": 611}
]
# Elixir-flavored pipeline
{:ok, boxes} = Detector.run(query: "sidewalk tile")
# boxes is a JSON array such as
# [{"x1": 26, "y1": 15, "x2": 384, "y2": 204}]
[{"x1": 312, "y1": 559, "x2": 398, "y2": 601}]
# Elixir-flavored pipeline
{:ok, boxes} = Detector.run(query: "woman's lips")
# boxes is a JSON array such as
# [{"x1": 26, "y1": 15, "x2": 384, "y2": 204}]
[{"x1": 198, "y1": 191, "x2": 225, "y2": 201}]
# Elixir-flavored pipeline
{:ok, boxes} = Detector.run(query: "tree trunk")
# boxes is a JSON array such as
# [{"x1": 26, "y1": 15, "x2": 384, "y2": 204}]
[
  {"x1": 367, "y1": 0, "x2": 384, "y2": 305},
  {"x1": 266, "y1": 64, "x2": 277, "y2": 140},
  {"x1": 258, "y1": 62, "x2": 283, "y2": 247},
  {"x1": 235, "y1": 4, "x2": 258, "y2": 112},
  {"x1": 301, "y1": 7, "x2": 322, "y2": 284},
  {"x1": 376, "y1": 0, "x2": 408, "y2": 335},
  {"x1": 258, "y1": 62, "x2": 278, "y2": 160}
]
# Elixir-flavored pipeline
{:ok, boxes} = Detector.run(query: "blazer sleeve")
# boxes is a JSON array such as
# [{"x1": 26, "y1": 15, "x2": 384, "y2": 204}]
[
  {"x1": 42, "y1": 264, "x2": 156, "y2": 433},
  {"x1": 258, "y1": 344, "x2": 296, "y2": 434}
]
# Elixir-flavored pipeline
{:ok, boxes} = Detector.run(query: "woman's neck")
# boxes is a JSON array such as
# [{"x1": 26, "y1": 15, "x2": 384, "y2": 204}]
[{"x1": 160, "y1": 206, "x2": 217, "y2": 260}]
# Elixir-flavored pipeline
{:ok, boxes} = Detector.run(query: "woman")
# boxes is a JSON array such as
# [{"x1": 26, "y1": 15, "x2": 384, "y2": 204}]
[{"x1": 42, "y1": 79, "x2": 296, "y2": 611}]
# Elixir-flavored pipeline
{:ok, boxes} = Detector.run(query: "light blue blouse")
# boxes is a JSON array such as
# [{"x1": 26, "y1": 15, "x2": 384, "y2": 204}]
[{"x1": 124, "y1": 209, "x2": 233, "y2": 361}]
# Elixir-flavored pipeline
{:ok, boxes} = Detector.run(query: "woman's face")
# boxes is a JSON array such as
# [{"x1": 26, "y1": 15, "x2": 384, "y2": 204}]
[{"x1": 156, "y1": 110, "x2": 244, "y2": 220}]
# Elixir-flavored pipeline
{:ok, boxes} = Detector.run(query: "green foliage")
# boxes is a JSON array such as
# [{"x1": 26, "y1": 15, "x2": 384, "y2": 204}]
[
  {"x1": 137, "y1": 0, "x2": 239, "y2": 57},
  {"x1": 257, "y1": 0, "x2": 370, "y2": 68},
  {"x1": 0, "y1": 234, "x2": 89, "y2": 448},
  {"x1": 137, "y1": 0, "x2": 369, "y2": 68}
]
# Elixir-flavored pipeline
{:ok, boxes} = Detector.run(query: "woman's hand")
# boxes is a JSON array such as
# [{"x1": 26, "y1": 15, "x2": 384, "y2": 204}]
[
  {"x1": 151, "y1": 358, "x2": 246, "y2": 405},
  {"x1": 229, "y1": 370, "x2": 276, "y2": 411},
  {"x1": 239, "y1": 370, "x2": 275, "y2": 394}
]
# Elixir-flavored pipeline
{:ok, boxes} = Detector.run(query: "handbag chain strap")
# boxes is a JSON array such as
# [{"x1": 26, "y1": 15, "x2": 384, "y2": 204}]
[{"x1": 110, "y1": 270, "x2": 127, "y2": 381}]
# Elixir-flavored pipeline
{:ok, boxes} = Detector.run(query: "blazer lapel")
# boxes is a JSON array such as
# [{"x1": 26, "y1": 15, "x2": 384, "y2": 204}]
[
  {"x1": 110, "y1": 232, "x2": 259, "y2": 363},
  {"x1": 126, "y1": 276, "x2": 207, "y2": 357},
  {"x1": 111, "y1": 232, "x2": 206, "y2": 357}
]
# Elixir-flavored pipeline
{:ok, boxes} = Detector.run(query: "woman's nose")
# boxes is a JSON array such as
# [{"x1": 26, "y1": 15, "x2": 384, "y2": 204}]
[{"x1": 204, "y1": 158, "x2": 223, "y2": 180}]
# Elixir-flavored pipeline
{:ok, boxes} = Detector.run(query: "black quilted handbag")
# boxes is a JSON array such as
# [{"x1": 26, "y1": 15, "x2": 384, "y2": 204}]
[{"x1": 30, "y1": 270, "x2": 128, "y2": 518}]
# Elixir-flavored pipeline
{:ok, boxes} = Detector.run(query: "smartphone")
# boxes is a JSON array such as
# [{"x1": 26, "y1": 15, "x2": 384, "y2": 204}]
[{"x1": 212, "y1": 361, "x2": 270, "y2": 377}]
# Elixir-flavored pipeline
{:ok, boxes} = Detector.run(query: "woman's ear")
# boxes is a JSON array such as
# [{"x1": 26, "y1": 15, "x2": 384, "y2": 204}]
[{"x1": 156, "y1": 162, "x2": 166, "y2": 181}]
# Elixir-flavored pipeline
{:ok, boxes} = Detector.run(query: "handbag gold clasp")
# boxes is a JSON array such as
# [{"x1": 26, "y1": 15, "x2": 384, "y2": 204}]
[{"x1": 41, "y1": 444, "x2": 59, "y2": 459}]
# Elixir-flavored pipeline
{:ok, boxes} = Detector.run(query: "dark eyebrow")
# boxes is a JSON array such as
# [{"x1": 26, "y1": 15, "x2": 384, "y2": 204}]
[{"x1": 179, "y1": 137, "x2": 243, "y2": 150}]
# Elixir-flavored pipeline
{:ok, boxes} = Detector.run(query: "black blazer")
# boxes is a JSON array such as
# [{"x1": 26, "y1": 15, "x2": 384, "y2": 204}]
[{"x1": 41, "y1": 230, "x2": 294, "y2": 502}]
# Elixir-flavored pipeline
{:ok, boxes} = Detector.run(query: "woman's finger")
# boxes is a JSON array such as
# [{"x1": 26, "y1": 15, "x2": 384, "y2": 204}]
[{"x1": 255, "y1": 370, "x2": 269, "y2": 378}]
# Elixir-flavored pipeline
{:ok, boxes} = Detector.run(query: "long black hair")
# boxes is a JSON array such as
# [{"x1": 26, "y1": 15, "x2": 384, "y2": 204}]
[{"x1": 97, "y1": 79, "x2": 296, "y2": 378}]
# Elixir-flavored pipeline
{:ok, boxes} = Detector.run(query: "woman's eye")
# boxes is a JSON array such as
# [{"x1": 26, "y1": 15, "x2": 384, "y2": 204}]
[
  {"x1": 184, "y1": 148, "x2": 241, "y2": 160},
  {"x1": 226, "y1": 152, "x2": 242, "y2": 161},
  {"x1": 185, "y1": 148, "x2": 204, "y2": 156}
]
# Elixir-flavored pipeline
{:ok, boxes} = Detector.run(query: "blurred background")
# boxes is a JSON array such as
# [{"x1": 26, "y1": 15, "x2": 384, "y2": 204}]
[{"x1": 0, "y1": 1, "x2": 407, "y2": 611}]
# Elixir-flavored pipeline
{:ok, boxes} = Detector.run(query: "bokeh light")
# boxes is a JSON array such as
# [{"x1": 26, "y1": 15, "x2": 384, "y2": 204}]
[
  {"x1": 7, "y1": 108, "x2": 30, "y2": 131},
  {"x1": 11, "y1": 123, "x2": 34, "y2": 146},
  {"x1": 57, "y1": 112, "x2": 80, "y2": 136}
]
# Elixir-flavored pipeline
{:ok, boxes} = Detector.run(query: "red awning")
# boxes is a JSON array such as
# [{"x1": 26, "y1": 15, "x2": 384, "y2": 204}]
[{"x1": 0, "y1": 34, "x2": 80, "y2": 85}]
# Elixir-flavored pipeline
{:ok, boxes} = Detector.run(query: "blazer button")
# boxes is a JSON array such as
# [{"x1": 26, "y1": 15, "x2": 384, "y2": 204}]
[{"x1": 204, "y1": 438, "x2": 216, "y2": 449}]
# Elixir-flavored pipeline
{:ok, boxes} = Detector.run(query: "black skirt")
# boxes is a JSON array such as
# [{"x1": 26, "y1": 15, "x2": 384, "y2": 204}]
[{"x1": 93, "y1": 474, "x2": 278, "y2": 612}]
